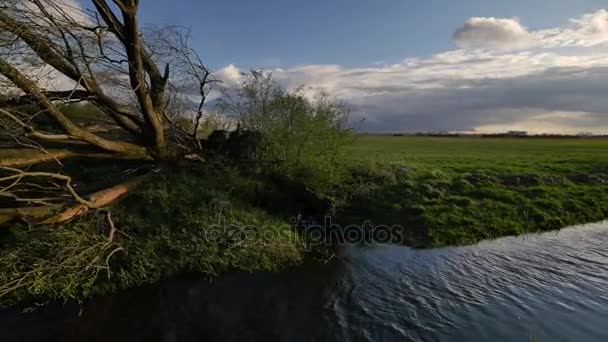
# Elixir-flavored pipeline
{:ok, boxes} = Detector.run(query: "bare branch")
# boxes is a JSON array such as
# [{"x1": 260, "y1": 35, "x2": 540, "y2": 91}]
[
  {"x1": 0, "y1": 0, "x2": 213, "y2": 219},
  {"x1": 0, "y1": 56, "x2": 149, "y2": 155}
]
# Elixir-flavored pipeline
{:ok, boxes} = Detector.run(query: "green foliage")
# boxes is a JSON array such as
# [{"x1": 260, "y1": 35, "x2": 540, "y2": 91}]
[
  {"x1": 0, "y1": 166, "x2": 304, "y2": 306},
  {"x1": 196, "y1": 112, "x2": 230, "y2": 138},
  {"x1": 57, "y1": 102, "x2": 111, "y2": 124},
  {"x1": 4, "y1": 129, "x2": 608, "y2": 306},
  {"x1": 114, "y1": 166, "x2": 303, "y2": 279},
  {"x1": 172, "y1": 116, "x2": 194, "y2": 132},
  {"x1": 218, "y1": 71, "x2": 354, "y2": 204}
]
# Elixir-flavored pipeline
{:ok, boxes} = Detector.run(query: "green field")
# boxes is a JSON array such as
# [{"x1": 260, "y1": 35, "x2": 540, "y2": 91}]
[
  {"x1": 349, "y1": 135, "x2": 608, "y2": 174},
  {"x1": 340, "y1": 135, "x2": 608, "y2": 247}
]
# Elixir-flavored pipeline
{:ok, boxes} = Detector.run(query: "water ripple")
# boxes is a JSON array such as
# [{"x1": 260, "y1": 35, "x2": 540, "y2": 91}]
[
  {"x1": 331, "y1": 222, "x2": 608, "y2": 341},
  {"x1": 4, "y1": 223, "x2": 608, "y2": 342}
]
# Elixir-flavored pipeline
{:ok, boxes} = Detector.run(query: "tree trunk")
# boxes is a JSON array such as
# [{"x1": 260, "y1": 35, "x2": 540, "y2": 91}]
[{"x1": 0, "y1": 149, "x2": 154, "y2": 168}]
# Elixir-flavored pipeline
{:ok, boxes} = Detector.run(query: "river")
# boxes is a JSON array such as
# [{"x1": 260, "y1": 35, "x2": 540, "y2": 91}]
[{"x1": 3, "y1": 222, "x2": 608, "y2": 341}]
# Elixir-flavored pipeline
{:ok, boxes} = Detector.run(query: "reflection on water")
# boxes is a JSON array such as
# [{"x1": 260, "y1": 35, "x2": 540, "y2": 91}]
[{"x1": 2, "y1": 223, "x2": 608, "y2": 341}]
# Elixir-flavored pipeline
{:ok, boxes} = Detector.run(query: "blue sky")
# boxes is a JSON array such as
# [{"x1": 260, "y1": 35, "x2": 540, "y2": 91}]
[
  {"x1": 70, "y1": 0, "x2": 608, "y2": 133},
  {"x1": 127, "y1": 0, "x2": 607, "y2": 69}
]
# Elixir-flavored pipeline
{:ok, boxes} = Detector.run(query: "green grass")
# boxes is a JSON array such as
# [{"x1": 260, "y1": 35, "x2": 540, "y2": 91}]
[
  {"x1": 348, "y1": 135, "x2": 608, "y2": 174},
  {"x1": 57, "y1": 103, "x2": 113, "y2": 125},
  {"x1": 0, "y1": 165, "x2": 308, "y2": 306},
  {"x1": 339, "y1": 135, "x2": 608, "y2": 247}
]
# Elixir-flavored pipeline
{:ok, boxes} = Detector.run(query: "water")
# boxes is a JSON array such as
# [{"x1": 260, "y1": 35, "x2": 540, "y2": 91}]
[{"x1": 3, "y1": 223, "x2": 608, "y2": 341}]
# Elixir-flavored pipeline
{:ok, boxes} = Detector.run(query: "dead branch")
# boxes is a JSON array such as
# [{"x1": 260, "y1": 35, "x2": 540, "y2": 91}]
[
  {"x1": 0, "y1": 148, "x2": 153, "y2": 168},
  {"x1": 145, "y1": 25, "x2": 219, "y2": 149},
  {"x1": 0, "y1": 90, "x2": 93, "y2": 108},
  {"x1": 0, "y1": 171, "x2": 152, "y2": 226},
  {"x1": 0, "y1": 166, "x2": 93, "y2": 206},
  {"x1": 0, "y1": 57, "x2": 149, "y2": 156},
  {"x1": 0, "y1": 108, "x2": 72, "y2": 141},
  {"x1": 0, "y1": 0, "x2": 214, "y2": 221},
  {"x1": 105, "y1": 210, "x2": 116, "y2": 242}
]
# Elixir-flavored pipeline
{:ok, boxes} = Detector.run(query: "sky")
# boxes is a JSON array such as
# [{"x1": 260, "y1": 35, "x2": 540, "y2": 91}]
[{"x1": 77, "y1": 1, "x2": 608, "y2": 133}]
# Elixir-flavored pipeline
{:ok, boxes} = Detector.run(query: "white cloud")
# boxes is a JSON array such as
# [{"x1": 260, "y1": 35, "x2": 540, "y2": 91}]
[
  {"x1": 19, "y1": 0, "x2": 92, "y2": 26},
  {"x1": 213, "y1": 50, "x2": 608, "y2": 134},
  {"x1": 453, "y1": 17, "x2": 534, "y2": 49},
  {"x1": 211, "y1": 9, "x2": 608, "y2": 134},
  {"x1": 537, "y1": 9, "x2": 608, "y2": 48},
  {"x1": 453, "y1": 9, "x2": 608, "y2": 50},
  {"x1": 214, "y1": 64, "x2": 244, "y2": 87}
]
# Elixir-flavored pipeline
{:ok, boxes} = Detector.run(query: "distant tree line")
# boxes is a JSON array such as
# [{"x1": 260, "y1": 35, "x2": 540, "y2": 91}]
[{"x1": 386, "y1": 131, "x2": 607, "y2": 139}]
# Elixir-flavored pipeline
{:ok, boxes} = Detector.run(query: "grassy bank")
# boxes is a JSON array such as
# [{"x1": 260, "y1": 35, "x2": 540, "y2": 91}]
[
  {"x1": 0, "y1": 165, "x2": 308, "y2": 306},
  {"x1": 339, "y1": 135, "x2": 608, "y2": 246},
  {"x1": 3, "y1": 135, "x2": 608, "y2": 306},
  {"x1": 0, "y1": 74, "x2": 352, "y2": 307}
]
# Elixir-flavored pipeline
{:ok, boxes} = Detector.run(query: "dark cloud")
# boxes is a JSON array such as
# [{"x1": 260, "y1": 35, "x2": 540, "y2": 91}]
[{"x1": 347, "y1": 66, "x2": 608, "y2": 133}]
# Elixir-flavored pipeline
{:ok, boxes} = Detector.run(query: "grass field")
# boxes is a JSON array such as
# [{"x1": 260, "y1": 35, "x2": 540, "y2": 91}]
[
  {"x1": 349, "y1": 135, "x2": 608, "y2": 174},
  {"x1": 340, "y1": 135, "x2": 608, "y2": 247}
]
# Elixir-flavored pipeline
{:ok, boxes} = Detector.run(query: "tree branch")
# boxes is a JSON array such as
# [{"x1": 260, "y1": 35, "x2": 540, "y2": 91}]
[
  {"x1": 0, "y1": 171, "x2": 153, "y2": 226},
  {"x1": 0, "y1": 57, "x2": 149, "y2": 156}
]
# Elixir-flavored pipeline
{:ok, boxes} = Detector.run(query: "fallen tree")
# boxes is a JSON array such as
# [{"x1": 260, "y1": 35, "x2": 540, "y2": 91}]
[
  {"x1": 0, "y1": 0, "x2": 215, "y2": 224},
  {"x1": 0, "y1": 1, "x2": 349, "y2": 306},
  {"x1": 0, "y1": 170, "x2": 153, "y2": 225}
]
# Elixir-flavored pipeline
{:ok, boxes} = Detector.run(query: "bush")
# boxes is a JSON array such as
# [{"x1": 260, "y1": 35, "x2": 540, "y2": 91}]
[{"x1": 218, "y1": 71, "x2": 354, "y2": 205}]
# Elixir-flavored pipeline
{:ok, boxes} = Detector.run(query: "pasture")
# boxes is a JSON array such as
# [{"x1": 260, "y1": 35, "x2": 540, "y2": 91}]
[
  {"x1": 349, "y1": 135, "x2": 608, "y2": 174},
  {"x1": 341, "y1": 135, "x2": 608, "y2": 246}
]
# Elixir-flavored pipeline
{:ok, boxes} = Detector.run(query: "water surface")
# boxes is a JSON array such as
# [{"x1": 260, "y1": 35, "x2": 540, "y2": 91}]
[{"x1": 3, "y1": 223, "x2": 608, "y2": 341}]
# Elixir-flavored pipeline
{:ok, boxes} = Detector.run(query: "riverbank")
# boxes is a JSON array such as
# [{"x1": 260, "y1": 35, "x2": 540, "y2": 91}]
[
  {"x1": 341, "y1": 163, "x2": 608, "y2": 246},
  {"x1": 340, "y1": 136, "x2": 608, "y2": 246},
  {"x1": 2, "y1": 136, "x2": 608, "y2": 306},
  {"x1": 0, "y1": 164, "x2": 310, "y2": 306}
]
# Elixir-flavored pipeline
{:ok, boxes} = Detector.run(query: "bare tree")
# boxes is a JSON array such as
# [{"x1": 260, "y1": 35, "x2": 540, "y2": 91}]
[
  {"x1": 0, "y1": 0, "x2": 210, "y2": 224},
  {"x1": 145, "y1": 25, "x2": 219, "y2": 146}
]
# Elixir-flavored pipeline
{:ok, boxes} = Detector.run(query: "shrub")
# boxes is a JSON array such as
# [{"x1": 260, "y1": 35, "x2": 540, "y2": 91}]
[{"x1": 218, "y1": 71, "x2": 354, "y2": 205}]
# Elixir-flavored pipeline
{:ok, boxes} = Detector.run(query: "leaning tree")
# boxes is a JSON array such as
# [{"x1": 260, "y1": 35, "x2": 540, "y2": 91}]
[{"x1": 0, "y1": 0, "x2": 214, "y2": 225}]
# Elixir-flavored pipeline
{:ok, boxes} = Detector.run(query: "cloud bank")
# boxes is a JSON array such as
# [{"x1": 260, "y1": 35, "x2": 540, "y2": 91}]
[{"x1": 215, "y1": 9, "x2": 608, "y2": 134}]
